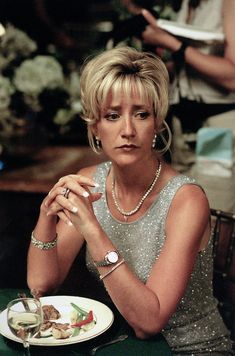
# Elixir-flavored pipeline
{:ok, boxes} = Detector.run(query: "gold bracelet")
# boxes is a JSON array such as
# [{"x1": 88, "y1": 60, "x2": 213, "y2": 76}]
[
  {"x1": 99, "y1": 259, "x2": 125, "y2": 280},
  {"x1": 31, "y1": 231, "x2": 58, "y2": 250}
]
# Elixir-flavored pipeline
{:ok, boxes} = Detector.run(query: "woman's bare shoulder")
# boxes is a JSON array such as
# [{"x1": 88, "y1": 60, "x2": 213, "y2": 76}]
[
  {"x1": 168, "y1": 181, "x2": 210, "y2": 227},
  {"x1": 162, "y1": 163, "x2": 210, "y2": 217}
]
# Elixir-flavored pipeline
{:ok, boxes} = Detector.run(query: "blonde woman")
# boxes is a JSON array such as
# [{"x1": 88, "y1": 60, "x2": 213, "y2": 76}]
[{"x1": 27, "y1": 47, "x2": 233, "y2": 354}]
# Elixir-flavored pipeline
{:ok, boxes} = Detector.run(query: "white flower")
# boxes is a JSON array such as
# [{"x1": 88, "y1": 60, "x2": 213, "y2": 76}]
[
  {"x1": 0, "y1": 23, "x2": 37, "y2": 71},
  {"x1": 0, "y1": 24, "x2": 80, "y2": 137},
  {"x1": 68, "y1": 71, "x2": 80, "y2": 99},
  {"x1": 13, "y1": 55, "x2": 64, "y2": 97},
  {"x1": 71, "y1": 100, "x2": 82, "y2": 113},
  {"x1": 54, "y1": 108, "x2": 74, "y2": 126},
  {"x1": 0, "y1": 75, "x2": 15, "y2": 111}
]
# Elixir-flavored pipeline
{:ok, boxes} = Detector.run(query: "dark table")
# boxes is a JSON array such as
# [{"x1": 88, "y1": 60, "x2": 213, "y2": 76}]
[
  {"x1": 0, "y1": 289, "x2": 172, "y2": 356},
  {"x1": 0, "y1": 145, "x2": 107, "y2": 193}
]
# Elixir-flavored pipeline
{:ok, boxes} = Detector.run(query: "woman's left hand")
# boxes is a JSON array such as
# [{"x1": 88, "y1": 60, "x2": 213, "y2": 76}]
[
  {"x1": 60, "y1": 190, "x2": 101, "y2": 236},
  {"x1": 45, "y1": 174, "x2": 102, "y2": 230}
]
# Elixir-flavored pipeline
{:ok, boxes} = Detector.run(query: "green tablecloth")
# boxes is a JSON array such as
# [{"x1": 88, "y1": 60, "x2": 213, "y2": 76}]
[{"x1": 0, "y1": 289, "x2": 172, "y2": 356}]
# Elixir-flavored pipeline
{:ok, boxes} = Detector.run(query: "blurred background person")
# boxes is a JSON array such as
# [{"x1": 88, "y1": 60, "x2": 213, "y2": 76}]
[{"x1": 141, "y1": 0, "x2": 235, "y2": 170}]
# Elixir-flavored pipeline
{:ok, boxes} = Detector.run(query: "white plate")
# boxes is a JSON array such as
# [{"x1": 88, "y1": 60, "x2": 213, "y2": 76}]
[
  {"x1": 0, "y1": 295, "x2": 114, "y2": 346},
  {"x1": 157, "y1": 19, "x2": 224, "y2": 42}
]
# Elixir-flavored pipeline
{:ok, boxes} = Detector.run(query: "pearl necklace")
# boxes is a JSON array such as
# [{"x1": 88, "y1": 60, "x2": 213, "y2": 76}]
[{"x1": 112, "y1": 161, "x2": 162, "y2": 221}]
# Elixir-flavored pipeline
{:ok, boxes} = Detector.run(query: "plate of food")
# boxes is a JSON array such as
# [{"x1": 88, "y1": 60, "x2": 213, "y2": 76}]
[
  {"x1": 0, "y1": 295, "x2": 114, "y2": 346},
  {"x1": 157, "y1": 19, "x2": 224, "y2": 42}
]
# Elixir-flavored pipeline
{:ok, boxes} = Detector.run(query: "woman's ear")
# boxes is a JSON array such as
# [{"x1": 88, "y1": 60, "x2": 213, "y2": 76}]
[
  {"x1": 154, "y1": 116, "x2": 161, "y2": 134},
  {"x1": 91, "y1": 123, "x2": 98, "y2": 138}
]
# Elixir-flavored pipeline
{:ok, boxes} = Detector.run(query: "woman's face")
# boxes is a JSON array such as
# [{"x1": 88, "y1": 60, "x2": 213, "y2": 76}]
[{"x1": 93, "y1": 89, "x2": 157, "y2": 166}]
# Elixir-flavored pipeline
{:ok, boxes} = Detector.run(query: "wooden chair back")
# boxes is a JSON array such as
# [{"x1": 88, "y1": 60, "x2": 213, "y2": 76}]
[{"x1": 210, "y1": 208, "x2": 235, "y2": 341}]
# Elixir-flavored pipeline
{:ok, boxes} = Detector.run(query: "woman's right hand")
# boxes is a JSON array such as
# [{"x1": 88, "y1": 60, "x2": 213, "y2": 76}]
[
  {"x1": 141, "y1": 9, "x2": 181, "y2": 52},
  {"x1": 43, "y1": 174, "x2": 101, "y2": 226}
]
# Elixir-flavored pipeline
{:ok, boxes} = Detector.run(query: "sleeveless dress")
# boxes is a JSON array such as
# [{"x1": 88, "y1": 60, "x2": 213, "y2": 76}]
[{"x1": 85, "y1": 162, "x2": 233, "y2": 354}]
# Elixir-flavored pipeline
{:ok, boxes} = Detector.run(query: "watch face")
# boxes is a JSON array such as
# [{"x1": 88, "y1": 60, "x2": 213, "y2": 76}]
[{"x1": 107, "y1": 251, "x2": 118, "y2": 263}]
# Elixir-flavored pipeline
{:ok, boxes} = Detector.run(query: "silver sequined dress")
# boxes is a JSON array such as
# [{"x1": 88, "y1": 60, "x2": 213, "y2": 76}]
[{"x1": 86, "y1": 162, "x2": 233, "y2": 354}]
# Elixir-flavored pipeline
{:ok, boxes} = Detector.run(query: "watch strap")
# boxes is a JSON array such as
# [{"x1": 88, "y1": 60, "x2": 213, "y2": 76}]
[
  {"x1": 95, "y1": 260, "x2": 111, "y2": 267},
  {"x1": 172, "y1": 41, "x2": 188, "y2": 71}
]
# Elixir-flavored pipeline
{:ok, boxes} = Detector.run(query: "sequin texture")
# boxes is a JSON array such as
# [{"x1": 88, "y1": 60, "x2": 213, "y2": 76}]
[{"x1": 86, "y1": 162, "x2": 233, "y2": 354}]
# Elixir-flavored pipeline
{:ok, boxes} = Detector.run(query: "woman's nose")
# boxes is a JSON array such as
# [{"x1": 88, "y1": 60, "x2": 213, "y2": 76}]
[{"x1": 121, "y1": 117, "x2": 136, "y2": 137}]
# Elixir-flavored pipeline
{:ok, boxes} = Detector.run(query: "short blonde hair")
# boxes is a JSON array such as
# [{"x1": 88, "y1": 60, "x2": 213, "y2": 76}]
[{"x1": 80, "y1": 46, "x2": 171, "y2": 153}]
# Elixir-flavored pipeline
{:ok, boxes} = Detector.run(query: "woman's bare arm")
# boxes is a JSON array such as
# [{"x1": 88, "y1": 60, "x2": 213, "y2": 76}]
[{"x1": 141, "y1": 1, "x2": 235, "y2": 91}]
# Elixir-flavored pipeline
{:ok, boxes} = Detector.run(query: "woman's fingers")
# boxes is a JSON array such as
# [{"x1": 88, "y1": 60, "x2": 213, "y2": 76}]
[
  {"x1": 44, "y1": 191, "x2": 76, "y2": 226},
  {"x1": 45, "y1": 186, "x2": 101, "y2": 209},
  {"x1": 46, "y1": 200, "x2": 62, "y2": 216},
  {"x1": 47, "y1": 174, "x2": 99, "y2": 204},
  {"x1": 45, "y1": 191, "x2": 102, "y2": 229},
  {"x1": 91, "y1": 192, "x2": 102, "y2": 202},
  {"x1": 46, "y1": 184, "x2": 88, "y2": 208},
  {"x1": 45, "y1": 186, "x2": 68, "y2": 207},
  {"x1": 59, "y1": 179, "x2": 90, "y2": 199},
  {"x1": 142, "y1": 9, "x2": 158, "y2": 28},
  {"x1": 44, "y1": 172, "x2": 102, "y2": 225},
  {"x1": 57, "y1": 210, "x2": 73, "y2": 226},
  {"x1": 56, "y1": 174, "x2": 99, "y2": 189},
  {"x1": 47, "y1": 193, "x2": 78, "y2": 214}
]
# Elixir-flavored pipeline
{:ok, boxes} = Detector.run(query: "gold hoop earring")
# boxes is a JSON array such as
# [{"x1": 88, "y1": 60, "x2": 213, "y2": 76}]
[{"x1": 152, "y1": 134, "x2": 157, "y2": 148}]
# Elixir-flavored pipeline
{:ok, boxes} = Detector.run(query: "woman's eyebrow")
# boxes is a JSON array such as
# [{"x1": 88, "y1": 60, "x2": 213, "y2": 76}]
[
  {"x1": 106, "y1": 105, "x2": 121, "y2": 110},
  {"x1": 105, "y1": 104, "x2": 149, "y2": 110}
]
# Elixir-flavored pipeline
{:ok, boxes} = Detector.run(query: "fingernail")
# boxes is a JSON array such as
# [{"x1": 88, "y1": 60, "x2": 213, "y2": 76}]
[
  {"x1": 94, "y1": 182, "x2": 99, "y2": 187},
  {"x1": 83, "y1": 191, "x2": 89, "y2": 198},
  {"x1": 68, "y1": 221, "x2": 73, "y2": 226},
  {"x1": 72, "y1": 206, "x2": 78, "y2": 213}
]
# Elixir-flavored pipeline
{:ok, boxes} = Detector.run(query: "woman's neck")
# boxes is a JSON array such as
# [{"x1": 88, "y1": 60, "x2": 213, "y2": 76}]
[
  {"x1": 107, "y1": 156, "x2": 162, "y2": 222},
  {"x1": 110, "y1": 156, "x2": 159, "y2": 192}
]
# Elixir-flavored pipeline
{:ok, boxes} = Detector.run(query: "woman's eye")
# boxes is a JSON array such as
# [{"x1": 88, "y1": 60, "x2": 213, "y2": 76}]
[
  {"x1": 105, "y1": 113, "x2": 119, "y2": 121},
  {"x1": 136, "y1": 111, "x2": 150, "y2": 119}
]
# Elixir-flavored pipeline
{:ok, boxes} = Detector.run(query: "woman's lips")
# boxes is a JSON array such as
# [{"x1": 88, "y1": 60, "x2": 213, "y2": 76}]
[{"x1": 117, "y1": 144, "x2": 138, "y2": 151}]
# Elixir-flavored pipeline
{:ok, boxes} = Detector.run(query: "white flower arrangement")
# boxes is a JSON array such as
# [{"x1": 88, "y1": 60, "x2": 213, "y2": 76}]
[
  {"x1": 0, "y1": 75, "x2": 15, "y2": 111},
  {"x1": 0, "y1": 23, "x2": 37, "y2": 71},
  {"x1": 13, "y1": 55, "x2": 65, "y2": 112},
  {"x1": 14, "y1": 56, "x2": 64, "y2": 96},
  {"x1": 0, "y1": 23, "x2": 82, "y2": 143}
]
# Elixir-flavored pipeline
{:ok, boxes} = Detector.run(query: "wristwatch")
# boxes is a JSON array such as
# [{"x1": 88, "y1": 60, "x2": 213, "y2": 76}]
[{"x1": 94, "y1": 251, "x2": 119, "y2": 267}]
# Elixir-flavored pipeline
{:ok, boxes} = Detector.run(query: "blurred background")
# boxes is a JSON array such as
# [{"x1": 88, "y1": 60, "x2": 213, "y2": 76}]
[
  {"x1": 0, "y1": 0, "x2": 177, "y2": 287},
  {"x1": 0, "y1": 0, "x2": 175, "y2": 160},
  {"x1": 0, "y1": 0, "x2": 118, "y2": 157}
]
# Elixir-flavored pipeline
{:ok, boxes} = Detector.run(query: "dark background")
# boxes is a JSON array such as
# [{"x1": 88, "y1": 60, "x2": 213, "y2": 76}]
[
  {"x1": 0, "y1": 0, "x2": 118, "y2": 63},
  {"x1": 0, "y1": 0, "x2": 116, "y2": 288}
]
